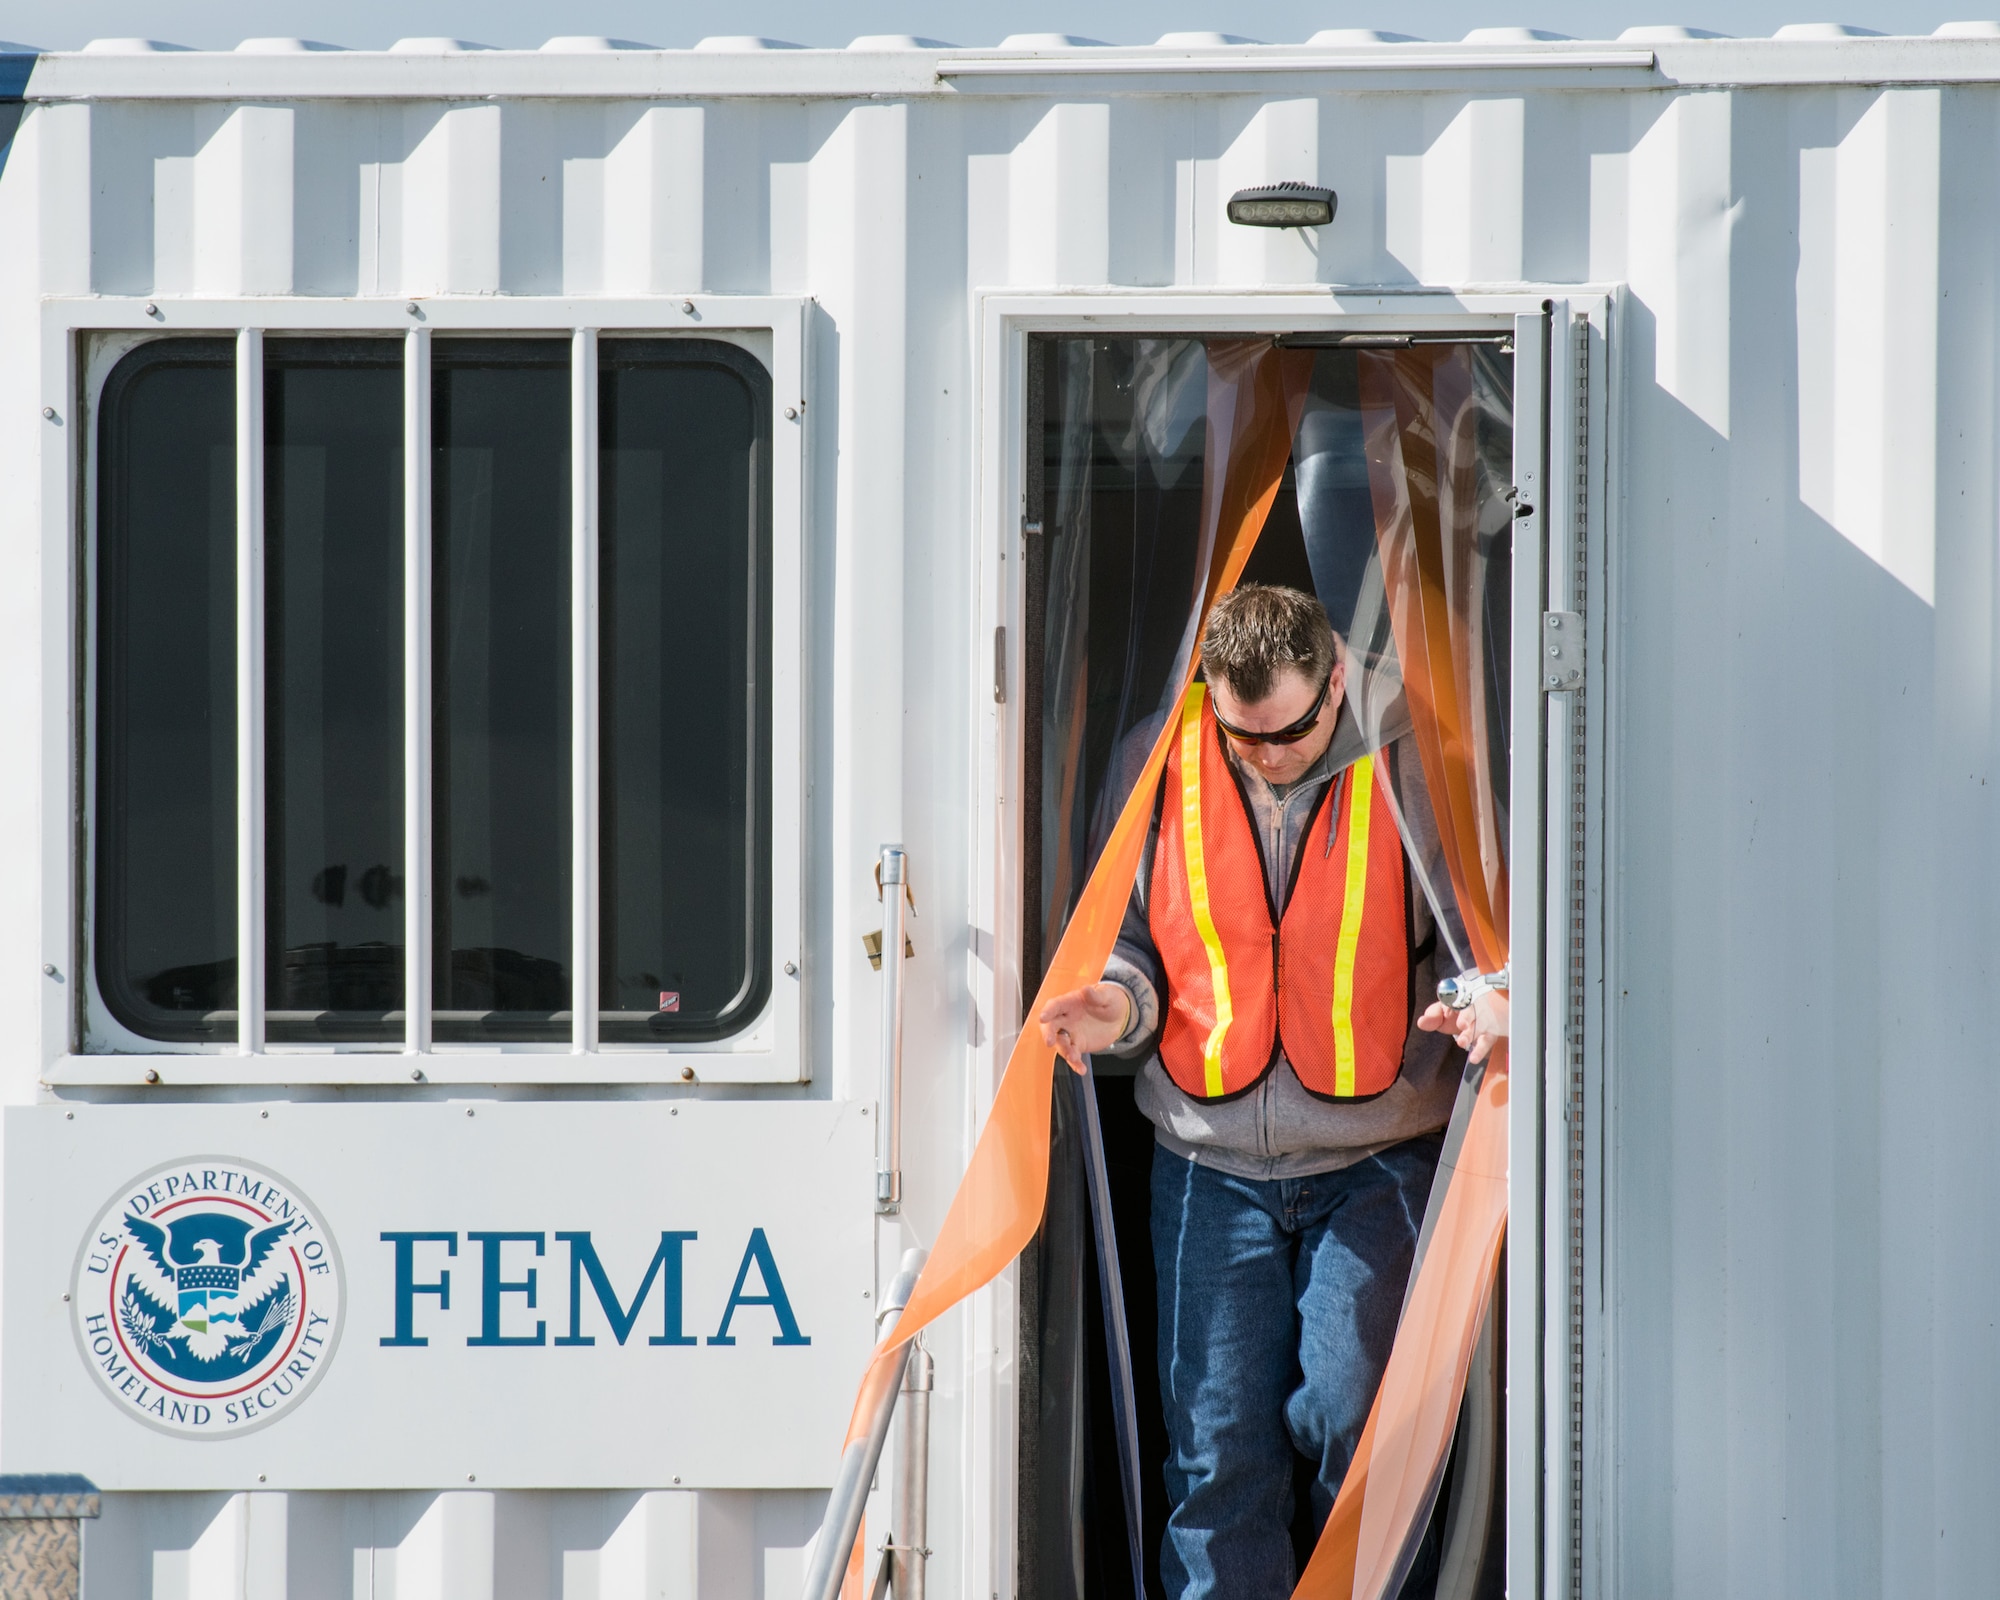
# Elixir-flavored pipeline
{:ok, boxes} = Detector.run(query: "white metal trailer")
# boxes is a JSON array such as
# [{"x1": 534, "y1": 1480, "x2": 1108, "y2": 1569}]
[{"x1": 1, "y1": 23, "x2": 1997, "y2": 1599}]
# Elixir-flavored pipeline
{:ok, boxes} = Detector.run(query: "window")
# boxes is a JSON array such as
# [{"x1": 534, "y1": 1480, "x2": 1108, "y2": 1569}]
[
  {"x1": 267, "y1": 339, "x2": 406, "y2": 1043},
  {"x1": 89, "y1": 331, "x2": 774, "y2": 1061},
  {"x1": 431, "y1": 340, "x2": 574, "y2": 1040},
  {"x1": 95, "y1": 340, "x2": 238, "y2": 1041},
  {"x1": 598, "y1": 340, "x2": 770, "y2": 1043}
]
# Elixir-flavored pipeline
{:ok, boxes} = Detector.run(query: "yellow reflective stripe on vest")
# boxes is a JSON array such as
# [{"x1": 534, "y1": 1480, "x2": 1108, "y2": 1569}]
[
  {"x1": 1330, "y1": 754, "x2": 1375, "y2": 1097},
  {"x1": 1178, "y1": 686, "x2": 1233, "y2": 1098}
]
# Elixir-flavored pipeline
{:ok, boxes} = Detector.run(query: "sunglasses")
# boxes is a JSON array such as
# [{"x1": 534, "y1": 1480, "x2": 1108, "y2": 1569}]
[{"x1": 1211, "y1": 671, "x2": 1334, "y2": 746}]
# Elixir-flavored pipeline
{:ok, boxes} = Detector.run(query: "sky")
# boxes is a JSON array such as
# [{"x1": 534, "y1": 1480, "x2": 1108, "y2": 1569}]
[{"x1": 0, "y1": 1, "x2": 1990, "y2": 52}]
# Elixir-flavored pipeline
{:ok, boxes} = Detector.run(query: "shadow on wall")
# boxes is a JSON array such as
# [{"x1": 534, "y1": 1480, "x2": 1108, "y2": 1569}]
[{"x1": 1608, "y1": 74, "x2": 2000, "y2": 1586}]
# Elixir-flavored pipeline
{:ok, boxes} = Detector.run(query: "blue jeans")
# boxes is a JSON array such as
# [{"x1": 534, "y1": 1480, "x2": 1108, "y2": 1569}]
[{"x1": 1150, "y1": 1134, "x2": 1443, "y2": 1600}]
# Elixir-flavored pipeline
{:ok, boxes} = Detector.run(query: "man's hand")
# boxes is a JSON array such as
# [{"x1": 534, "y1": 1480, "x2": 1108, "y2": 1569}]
[
  {"x1": 1037, "y1": 982, "x2": 1134, "y2": 1071},
  {"x1": 1417, "y1": 989, "x2": 1510, "y2": 1066}
]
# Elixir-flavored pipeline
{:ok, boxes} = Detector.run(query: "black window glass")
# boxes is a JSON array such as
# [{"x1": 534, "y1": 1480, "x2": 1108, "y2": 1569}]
[
  {"x1": 265, "y1": 340, "x2": 405, "y2": 1043},
  {"x1": 433, "y1": 340, "x2": 572, "y2": 1040},
  {"x1": 95, "y1": 340, "x2": 238, "y2": 1041},
  {"x1": 598, "y1": 339, "x2": 771, "y2": 1041}
]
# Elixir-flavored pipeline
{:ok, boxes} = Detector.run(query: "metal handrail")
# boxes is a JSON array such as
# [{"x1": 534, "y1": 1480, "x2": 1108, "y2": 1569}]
[
  {"x1": 876, "y1": 845, "x2": 910, "y2": 1207},
  {"x1": 800, "y1": 1247, "x2": 928, "y2": 1600},
  {"x1": 878, "y1": 1341, "x2": 933, "y2": 1600}
]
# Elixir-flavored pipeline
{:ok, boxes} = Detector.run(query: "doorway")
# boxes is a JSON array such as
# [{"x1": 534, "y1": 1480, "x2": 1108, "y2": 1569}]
[{"x1": 1014, "y1": 331, "x2": 1515, "y2": 1600}]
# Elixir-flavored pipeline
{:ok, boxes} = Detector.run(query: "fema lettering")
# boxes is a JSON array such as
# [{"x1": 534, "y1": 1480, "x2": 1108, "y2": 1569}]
[{"x1": 379, "y1": 1229, "x2": 811, "y2": 1349}]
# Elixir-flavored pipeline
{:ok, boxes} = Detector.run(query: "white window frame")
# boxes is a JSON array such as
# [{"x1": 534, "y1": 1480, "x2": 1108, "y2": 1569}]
[
  {"x1": 42, "y1": 295, "x2": 810, "y2": 1087},
  {"x1": 963, "y1": 287, "x2": 1611, "y2": 1600}
]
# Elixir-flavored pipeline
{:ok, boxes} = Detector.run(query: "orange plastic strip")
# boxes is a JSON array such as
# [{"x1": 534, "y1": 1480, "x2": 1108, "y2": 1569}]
[
  {"x1": 1357, "y1": 348, "x2": 1508, "y2": 972},
  {"x1": 828, "y1": 342, "x2": 1312, "y2": 1522},
  {"x1": 1292, "y1": 346, "x2": 1516, "y2": 1600},
  {"x1": 1295, "y1": 1053, "x2": 1508, "y2": 1600}
]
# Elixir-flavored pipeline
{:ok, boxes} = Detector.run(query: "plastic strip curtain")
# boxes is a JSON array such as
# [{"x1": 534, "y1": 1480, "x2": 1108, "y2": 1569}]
[
  {"x1": 1294, "y1": 343, "x2": 1514, "y2": 1600},
  {"x1": 828, "y1": 339, "x2": 1310, "y2": 1587},
  {"x1": 1034, "y1": 334, "x2": 1213, "y2": 1600}
]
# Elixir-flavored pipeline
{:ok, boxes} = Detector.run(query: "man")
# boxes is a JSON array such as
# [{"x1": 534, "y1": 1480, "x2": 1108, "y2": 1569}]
[{"x1": 1037, "y1": 584, "x2": 1504, "y2": 1600}]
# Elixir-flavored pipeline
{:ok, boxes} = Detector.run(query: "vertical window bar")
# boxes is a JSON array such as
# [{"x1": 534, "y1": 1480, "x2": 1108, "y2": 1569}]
[
  {"x1": 572, "y1": 329, "x2": 600, "y2": 1053},
  {"x1": 404, "y1": 327, "x2": 433, "y2": 1054},
  {"x1": 236, "y1": 329, "x2": 266, "y2": 1055}
]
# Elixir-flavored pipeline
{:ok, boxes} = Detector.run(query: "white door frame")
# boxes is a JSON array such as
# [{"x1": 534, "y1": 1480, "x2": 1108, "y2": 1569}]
[{"x1": 968, "y1": 286, "x2": 1613, "y2": 1600}]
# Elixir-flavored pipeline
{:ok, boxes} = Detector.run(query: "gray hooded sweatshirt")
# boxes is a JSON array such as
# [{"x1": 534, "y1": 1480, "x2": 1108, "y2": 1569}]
[{"x1": 1097, "y1": 702, "x2": 1471, "y2": 1182}]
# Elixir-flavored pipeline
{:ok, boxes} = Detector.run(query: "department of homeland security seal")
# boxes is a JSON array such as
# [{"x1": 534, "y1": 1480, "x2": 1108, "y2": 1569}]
[{"x1": 71, "y1": 1158, "x2": 343, "y2": 1438}]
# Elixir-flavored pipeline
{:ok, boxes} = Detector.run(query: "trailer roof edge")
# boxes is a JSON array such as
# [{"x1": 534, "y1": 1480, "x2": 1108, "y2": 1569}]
[{"x1": 20, "y1": 35, "x2": 2000, "y2": 100}]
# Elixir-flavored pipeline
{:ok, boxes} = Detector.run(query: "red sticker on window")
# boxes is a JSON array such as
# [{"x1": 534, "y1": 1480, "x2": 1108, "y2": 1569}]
[{"x1": 659, "y1": 991, "x2": 680, "y2": 1012}]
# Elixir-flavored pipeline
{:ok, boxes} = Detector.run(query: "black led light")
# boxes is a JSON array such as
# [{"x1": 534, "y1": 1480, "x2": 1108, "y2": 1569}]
[{"x1": 1226, "y1": 182, "x2": 1338, "y2": 228}]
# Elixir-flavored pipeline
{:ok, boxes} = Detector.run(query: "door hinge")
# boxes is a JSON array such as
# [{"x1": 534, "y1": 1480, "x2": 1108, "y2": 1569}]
[
  {"x1": 994, "y1": 626, "x2": 1007, "y2": 703},
  {"x1": 1542, "y1": 611, "x2": 1584, "y2": 691}
]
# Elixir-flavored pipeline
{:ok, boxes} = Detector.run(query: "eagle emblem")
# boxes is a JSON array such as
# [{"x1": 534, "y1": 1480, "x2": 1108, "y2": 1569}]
[
  {"x1": 73, "y1": 1158, "x2": 344, "y2": 1437},
  {"x1": 118, "y1": 1210, "x2": 297, "y2": 1378}
]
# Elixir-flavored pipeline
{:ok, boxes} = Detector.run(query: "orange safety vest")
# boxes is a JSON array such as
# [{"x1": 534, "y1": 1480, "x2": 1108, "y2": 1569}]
[{"x1": 1149, "y1": 683, "x2": 1412, "y2": 1102}]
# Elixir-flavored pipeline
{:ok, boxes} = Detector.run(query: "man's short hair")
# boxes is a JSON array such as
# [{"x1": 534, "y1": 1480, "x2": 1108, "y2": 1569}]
[{"x1": 1200, "y1": 584, "x2": 1337, "y2": 703}]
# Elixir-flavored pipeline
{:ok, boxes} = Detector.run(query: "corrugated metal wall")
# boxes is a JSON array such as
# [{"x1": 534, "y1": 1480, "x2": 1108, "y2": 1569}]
[
  {"x1": 85, "y1": 1486, "x2": 822, "y2": 1599},
  {"x1": 1606, "y1": 81, "x2": 2000, "y2": 1600},
  {"x1": 8, "y1": 38, "x2": 2000, "y2": 1598}
]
